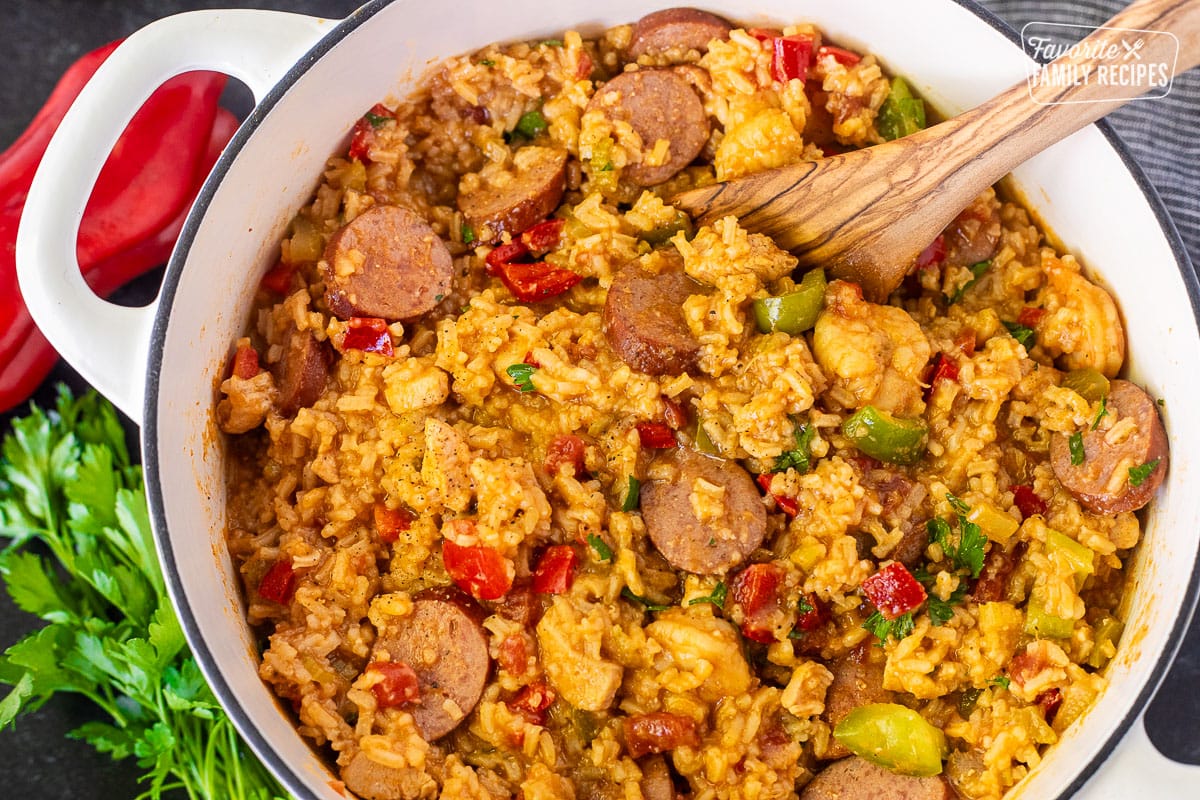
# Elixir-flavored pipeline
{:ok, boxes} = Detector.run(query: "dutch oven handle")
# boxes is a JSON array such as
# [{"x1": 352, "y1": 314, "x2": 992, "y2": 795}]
[
  {"x1": 15, "y1": 9, "x2": 330, "y2": 424},
  {"x1": 1079, "y1": 710, "x2": 1200, "y2": 797}
]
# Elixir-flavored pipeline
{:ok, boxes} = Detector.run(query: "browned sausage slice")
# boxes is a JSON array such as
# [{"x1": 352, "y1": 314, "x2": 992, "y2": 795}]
[
  {"x1": 627, "y1": 8, "x2": 732, "y2": 61},
  {"x1": 457, "y1": 146, "x2": 567, "y2": 242},
  {"x1": 1049, "y1": 379, "x2": 1168, "y2": 514},
  {"x1": 341, "y1": 751, "x2": 435, "y2": 800},
  {"x1": 322, "y1": 204, "x2": 454, "y2": 322},
  {"x1": 273, "y1": 328, "x2": 329, "y2": 416},
  {"x1": 587, "y1": 69, "x2": 709, "y2": 186},
  {"x1": 801, "y1": 757, "x2": 954, "y2": 800},
  {"x1": 639, "y1": 755, "x2": 675, "y2": 800},
  {"x1": 373, "y1": 587, "x2": 490, "y2": 740},
  {"x1": 604, "y1": 253, "x2": 702, "y2": 375},
  {"x1": 943, "y1": 198, "x2": 1001, "y2": 268},
  {"x1": 641, "y1": 447, "x2": 767, "y2": 575},
  {"x1": 822, "y1": 642, "x2": 894, "y2": 760}
]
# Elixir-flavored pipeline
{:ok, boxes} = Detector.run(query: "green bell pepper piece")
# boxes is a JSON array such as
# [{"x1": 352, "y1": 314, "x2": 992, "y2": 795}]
[
  {"x1": 641, "y1": 210, "x2": 695, "y2": 246},
  {"x1": 752, "y1": 269, "x2": 826, "y2": 335},
  {"x1": 1061, "y1": 368, "x2": 1110, "y2": 403},
  {"x1": 877, "y1": 77, "x2": 927, "y2": 141},
  {"x1": 834, "y1": 703, "x2": 947, "y2": 777},
  {"x1": 842, "y1": 406, "x2": 928, "y2": 465}
]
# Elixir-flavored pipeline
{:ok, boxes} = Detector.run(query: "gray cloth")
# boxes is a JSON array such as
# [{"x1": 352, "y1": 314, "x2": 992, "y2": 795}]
[{"x1": 980, "y1": 0, "x2": 1200, "y2": 267}]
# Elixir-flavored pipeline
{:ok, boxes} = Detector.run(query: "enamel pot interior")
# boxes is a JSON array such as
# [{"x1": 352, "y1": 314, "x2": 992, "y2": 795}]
[{"x1": 143, "y1": 1, "x2": 1200, "y2": 798}]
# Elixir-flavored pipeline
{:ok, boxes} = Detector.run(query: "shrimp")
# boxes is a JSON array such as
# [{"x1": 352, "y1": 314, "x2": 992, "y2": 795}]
[
  {"x1": 812, "y1": 280, "x2": 931, "y2": 416},
  {"x1": 1033, "y1": 253, "x2": 1125, "y2": 378}
]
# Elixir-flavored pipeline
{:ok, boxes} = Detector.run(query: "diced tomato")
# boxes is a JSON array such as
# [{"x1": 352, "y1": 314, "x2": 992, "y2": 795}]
[
  {"x1": 575, "y1": 51, "x2": 594, "y2": 80},
  {"x1": 545, "y1": 434, "x2": 586, "y2": 478},
  {"x1": 261, "y1": 260, "x2": 297, "y2": 294},
  {"x1": 442, "y1": 538, "x2": 514, "y2": 600},
  {"x1": 485, "y1": 240, "x2": 530, "y2": 274},
  {"x1": 366, "y1": 661, "x2": 420, "y2": 708},
  {"x1": 663, "y1": 397, "x2": 688, "y2": 430},
  {"x1": 747, "y1": 27, "x2": 780, "y2": 43},
  {"x1": 636, "y1": 421, "x2": 677, "y2": 449},
  {"x1": 795, "y1": 592, "x2": 829, "y2": 632},
  {"x1": 731, "y1": 562, "x2": 787, "y2": 644},
  {"x1": 922, "y1": 352, "x2": 960, "y2": 400},
  {"x1": 520, "y1": 218, "x2": 565, "y2": 253},
  {"x1": 772, "y1": 34, "x2": 814, "y2": 83},
  {"x1": 861, "y1": 562, "x2": 927, "y2": 620},
  {"x1": 508, "y1": 681, "x2": 556, "y2": 726},
  {"x1": 623, "y1": 712, "x2": 700, "y2": 759},
  {"x1": 817, "y1": 45, "x2": 861, "y2": 67},
  {"x1": 955, "y1": 327, "x2": 977, "y2": 357},
  {"x1": 497, "y1": 634, "x2": 532, "y2": 675},
  {"x1": 258, "y1": 559, "x2": 296, "y2": 604},
  {"x1": 756, "y1": 473, "x2": 799, "y2": 517},
  {"x1": 1018, "y1": 306, "x2": 1047, "y2": 327},
  {"x1": 1036, "y1": 688, "x2": 1063, "y2": 723},
  {"x1": 343, "y1": 317, "x2": 394, "y2": 357},
  {"x1": 494, "y1": 260, "x2": 582, "y2": 303},
  {"x1": 231, "y1": 343, "x2": 261, "y2": 380},
  {"x1": 531, "y1": 545, "x2": 579, "y2": 595},
  {"x1": 1008, "y1": 647, "x2": 1046, "y2": 688},
  {"x1": 349, "y1": 102, "x2": 396, "y2": 163},
  {"x1": 374, "y1": 503, "x2": 415, "y2": 544},
  {"x1": 916, "y1": 235, "x2": 946, "y2": 270},
  {"x1": 1012, "y1": 484, "x2": 1048, "y2": 519}
]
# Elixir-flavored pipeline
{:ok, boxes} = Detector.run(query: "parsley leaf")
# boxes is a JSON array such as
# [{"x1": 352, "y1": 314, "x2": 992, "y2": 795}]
[
  {"x1": 461, "y1": 223, "x2": 476, "y2": 245},
  {"x1": 1128, "y1": 458, "x2": 1161, "y2": 488},
  {"x1": 1002, "y1": 320, "x2": 1035, "y2": 347},
  {"x1": 863, "y1": 609, "x2": 915, "y2": 643},
  {"x1": 774, "y1": 423, "x2": 815, "y2": 473},
  {"x1": 1069, "y1": 431, "x2": 1085, "y2": 466},
  {"x1": 621, "y1": 475, "x2": 641, "y2": 512},
  {"x1": 927, "y1": 496, "x2": 988, "y2": 579},
  {"x1": 927, "y1": 586, "x2": 968, "y2": 626},
  {"x1": 989, "y1": 676, "x2": 1012, "y2": 690},
  {"x1": 586, "y1": 533, "x2": 613, "y2": 562},
  {"x1": 621, "y1": 587, "x2": 671, "y2": 612},
  {"x1": 364, "y1": 111, "x2": 391, "y2": 128},
  {"x1": 797, "y1": 595, "x2": 815, "y2": 615},
  {"x1": 946, "y1": 492, "x2": 970, "y2": 516},
  {"x1": 688, "y1": 582, "x2": 727, "y2": 609},
  {"x1": 1091, "y1": 397, "x2": 1109, "y2": 430},
  {"x1": 947, "y1": 260, "x2": 991, "y2": 305},
  {"x1": 506, "y1": 362, "x2": 538, "y2": 393}
]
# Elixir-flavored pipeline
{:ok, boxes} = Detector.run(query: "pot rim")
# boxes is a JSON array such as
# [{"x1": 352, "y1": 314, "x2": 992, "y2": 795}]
[{"x1": 140, "y1": 1, "x2": 1200, "y2": 797}]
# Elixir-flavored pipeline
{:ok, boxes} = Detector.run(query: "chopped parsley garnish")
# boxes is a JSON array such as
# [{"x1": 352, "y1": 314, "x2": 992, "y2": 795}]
[
  {"x1": 598, "y1": 161, "x2": 614, "y2": 172},
  {"x1": 621, "y1": 475, "x2": 641, "y2": 512},
  {"x1": 1128, "y1": 458, "x2": 1161, "y2": 488},
  {"x1": 774, "y1": 423, "x2": 815, "y2": 473},
  {"x1": 927, "y1": 586, "x2": 968, "y2": 626},
  {"x1": 540, "y1": 39, "x2": 564, "y2": 47},
  {"x1": 787, "y1": 628, "x2": 806, "y2": 640},
  {"x1": 688, "y1": 582, "x2": 727, "y2": 609},
  {"x1": 364, "y1": 111, "x2": 391, "y2": 128},
  {"x1": 988, "y1": 676, "x2": 1011, "y2": 690},
  {"x1": 587, "y1": 533, "x2": 613, "y2": 562},
  {"x1": 797, "y1": 595, "x2": 815, "y2": 615},
  {"x1": 946, "y1": 492, "x2": 970, "y2": 516},
  {"x1": 947, "y1": 260, "x2": 991, "y2": 305},
  {"x1": 506, "y1": 362, "x2": 537, "y2": 393},
  {"x1": 1068, "y1": 431, "x2": 1085, "y2": 466},
  {"x1": 1091, "y1": 397, "x2": 1109, "y2": 430},
  {"x1": 478, "y1": 58, "x2": 496, "y2": 66},
  {"x1": 461, "y1": 223, "x2": 476, "y2": 245},
  {"x1": 928, "y1": 494, "x2": 988, "y2": 579},
  {"x1": 1002, "y1": 320, "x2": 1035, "y2": 347},
  {"x1": 621, "y1": 587, "x2": 670, "y2": 612},
  {"x1": 863, "y1": 609, "x2": 915, "y2": 644}
]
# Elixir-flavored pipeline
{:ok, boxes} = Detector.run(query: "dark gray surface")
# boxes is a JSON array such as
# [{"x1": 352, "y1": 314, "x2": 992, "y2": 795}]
[{"x1": 1, "y1": 2, "x2": 1197, "y2": 799}]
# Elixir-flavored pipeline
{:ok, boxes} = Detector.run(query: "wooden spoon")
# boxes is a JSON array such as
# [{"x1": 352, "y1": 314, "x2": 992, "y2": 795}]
[{"x1": 672, "y1": 0, "x2": 1200, "y2": 301}]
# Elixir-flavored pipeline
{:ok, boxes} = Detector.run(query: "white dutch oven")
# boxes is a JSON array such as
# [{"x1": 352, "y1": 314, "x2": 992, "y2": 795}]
[{"x1": 15, "y1": 1, "x2": 1200, "y2": 797}]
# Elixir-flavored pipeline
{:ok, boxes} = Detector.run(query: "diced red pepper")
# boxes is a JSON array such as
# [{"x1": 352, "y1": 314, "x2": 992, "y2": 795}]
[
  {"x1": 231, "y1": 344, "x2": 261, "y2": 380},
  {"x1": 575, "y1": 51, "x2": 594, "y2": 80},
  {"x1": 817, "y1": 45, "x2": 862, "y2": 66},
  {"x1": 374, "y1": 503, "x2": 415, "y2": 544},
  {"x1": 520, "y1": 218, "x2": 565, "y2": 253},
  {"x1": 795, "y1": 592, "x2": 829, "y2": 632},
  {"x1": 1018, "y1": 306, "x2": 1047, "y2": 327},
  {"x1": 531, "y1": 545, "x2": 579, "y2": 595},
  {"x1": 916, "y1": 235, "x2": 946, "y2": 270},
  {"x1": 663, "y1": 397, "x2": 688, "y2": 430},
  {"x1": 367, "y1": 661, "x2": 421, "y2": 708},
  {"x1": 1036, "y1": 688, "x2": 1063, "y2": 723},
  {"x1": 545, "y1": 434, "x2": 586, "y2": 477},
  {"x1": 636, "y1": 421, "x2": 677, "y2": 449},
  {"x1": 343, "y1": 317, "x2": 394, "y2": 357},
  {"x1": 1012, "y1": 484, "x2": 1048, "y2": 519},
  {"x1": 508, "y1": 681, "x2": 556, "y2": 726},
  {"x1": 497, "y1": 634, "x2": 532, "y2": 676},
  {"x1": 261, "y1": 260, "x2": 297, "y2": 295},
  {"x1": 955, "y1": 328, "x2": 977, "y2": 357},
  {"x1": 349, "y1": 102, "x2": 396, "y2": 163},
  {"x1": 747, "y1": 28, "x2": 780, "y2": 43},
  {"x1": 861, "y1": 562, "x2": 927, "y2": 620},
  {"x1": 623, "y1": 712, "x2": 700, "y2": 758},
  {"x1": 485, "y1": 240, "x2": 530, "y2": 274},
  {"x1": 442, "y1": 538, "x2": 513, "y2": 600},
  {"x1": 258, "y1": 559, "x2": 296, "y2": 604},
  {"x1": 731, "y1": 562, "x2": 788, "y2": 644},
  {"x1": 494, "y1": 260, "x2": 582, "y2": 303},
  {"x1": 756, "y1": 473, "x2": 799, "y2": 517},
  {"x1": 772, "y1": 34, "x2": 814, "y2": 83},
  {"x1": 922, "y1": 352, "x2": 960, "y2": 400}
]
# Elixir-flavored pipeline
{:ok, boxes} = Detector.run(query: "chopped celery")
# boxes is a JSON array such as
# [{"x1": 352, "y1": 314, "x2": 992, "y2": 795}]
[
  {"x1": 1024, "y1": 596, "x2": 1075, "y2": 639},
  {"x1": 1045, "y1": 530, "x2": 1095, "y2": 589},
  {"x1": 1086, "y1": 614, "x2": 1125, "y2": 669}
]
